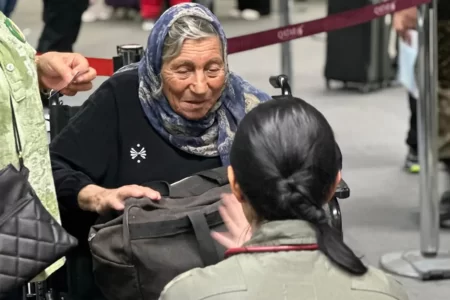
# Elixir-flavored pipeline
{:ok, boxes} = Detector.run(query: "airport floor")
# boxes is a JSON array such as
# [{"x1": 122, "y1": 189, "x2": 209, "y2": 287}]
[{"x1": 11, "y1": 0, "x2": 450, "y2": 299}]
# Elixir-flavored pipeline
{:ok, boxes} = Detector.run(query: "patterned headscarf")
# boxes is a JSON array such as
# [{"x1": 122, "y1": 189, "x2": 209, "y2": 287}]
[{"x1": 136, "y1": 3, "x2": 271, "y2": 165}]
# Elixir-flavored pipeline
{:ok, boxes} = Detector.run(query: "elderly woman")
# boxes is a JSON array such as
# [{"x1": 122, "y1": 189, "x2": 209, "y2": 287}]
[{"x1": 49, "y1": 2, "x2": 270, "y2": 298}]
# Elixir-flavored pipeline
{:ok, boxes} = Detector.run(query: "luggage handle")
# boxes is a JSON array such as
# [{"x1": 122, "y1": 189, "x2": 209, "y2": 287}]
[{"x1": 188, "y1": 211, "x2": 221, "y2": 266}]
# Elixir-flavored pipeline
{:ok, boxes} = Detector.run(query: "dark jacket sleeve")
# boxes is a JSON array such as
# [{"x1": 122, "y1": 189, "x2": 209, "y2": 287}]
[{"x1": 50, "y1": 80, "x2": 119, "y2": 212}]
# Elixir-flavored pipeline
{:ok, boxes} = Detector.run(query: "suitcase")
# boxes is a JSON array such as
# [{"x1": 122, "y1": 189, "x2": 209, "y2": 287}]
[{"x1": 324, "y1": 0, "x2": 396, "y2": 93}]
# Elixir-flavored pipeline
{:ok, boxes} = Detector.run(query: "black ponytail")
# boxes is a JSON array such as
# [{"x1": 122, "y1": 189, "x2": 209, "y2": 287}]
[
  {"x1": 276, "y1": 174, "x2": 368, "y2": 276},
  {"x1": 315, "y1": 217, "x2": 367, "y2": 275},
  {"x1": 230, "y1": 97, "x2": 368, "y2": 277}
]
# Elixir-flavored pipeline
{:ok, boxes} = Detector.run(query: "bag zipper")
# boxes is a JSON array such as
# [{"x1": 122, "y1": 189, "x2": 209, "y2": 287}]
[{"x1": 88, "y1": 233, "x2": 96, "y2": 242}]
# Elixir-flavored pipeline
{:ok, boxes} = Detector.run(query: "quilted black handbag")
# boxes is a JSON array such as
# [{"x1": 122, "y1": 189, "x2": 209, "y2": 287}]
[{"x1": 0, "y1": 98, "x2": 78, "y2": 299}]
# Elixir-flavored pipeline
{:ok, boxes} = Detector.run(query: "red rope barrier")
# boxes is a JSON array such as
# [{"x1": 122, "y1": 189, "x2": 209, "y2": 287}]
[
  {"x1": 69, "y1": 0, "x2": 431, "y2": 77},
  {"x1": 84, "y1": 57, "x2": 114, "y2": 78}
]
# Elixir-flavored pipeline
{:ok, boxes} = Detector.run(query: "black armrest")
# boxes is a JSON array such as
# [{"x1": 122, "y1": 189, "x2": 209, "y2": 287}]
[{"x1": 335, "y1": 179, "x2": 350, "y2": 199}]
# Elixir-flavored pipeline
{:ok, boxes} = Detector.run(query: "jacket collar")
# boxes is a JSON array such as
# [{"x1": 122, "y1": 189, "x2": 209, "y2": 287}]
[{"x1": 243, "y1": 220, "x2": 318, "y2": 247}]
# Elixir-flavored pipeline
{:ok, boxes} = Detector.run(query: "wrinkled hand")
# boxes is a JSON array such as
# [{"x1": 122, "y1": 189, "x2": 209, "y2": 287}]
[
  {"x1": 79, "y1": 184, "x2": 161, "y2": 214},
  {"x1": 393, "y1": 7, "x2": 418, "y2": 44},
  {"x1": 36, "y1": 52, "x2": 97, "y2": 96},
  {"x1": 211, "y1": 193, "x2": 252, "y2": 249}
]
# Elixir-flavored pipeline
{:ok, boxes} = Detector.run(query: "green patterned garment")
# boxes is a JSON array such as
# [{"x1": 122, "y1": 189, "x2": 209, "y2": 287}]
[
  {"x1": 0, "y1": 12, "x2": 64, "y2": 281},
  {"x1": 437, "y1": 20, "x2": 450, "y2": 158}
]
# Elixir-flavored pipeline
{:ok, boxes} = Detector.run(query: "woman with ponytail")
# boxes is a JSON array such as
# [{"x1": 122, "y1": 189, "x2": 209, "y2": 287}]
[{"x1": 159, "y1": 97, "x2": 409, "y2": 300}]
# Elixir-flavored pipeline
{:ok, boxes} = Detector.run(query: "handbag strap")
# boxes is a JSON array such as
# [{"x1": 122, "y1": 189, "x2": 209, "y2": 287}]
[
  {"x1": 9, "y1": 96, "x2": 24, "y2": 169},
  {"x1": 187, "y1": 211, "x2": 221, "y2": 266}
]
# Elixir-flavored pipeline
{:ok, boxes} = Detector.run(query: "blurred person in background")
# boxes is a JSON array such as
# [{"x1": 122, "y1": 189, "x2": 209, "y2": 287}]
[
  {"x1": 393, "y1": 3, "x2": 450, "y2": 225},
  {"x1": 141, "y1": 0, "x2": 191, "y2": 31},
  {"x1": 82, "y1": 0, "x2": 141, "y2": 23},
  {"x1": 37, "y1": 0, "x2": 89, "y2": 53},
  {"x1": 82, "y1": 0, "x2": 114, "y2": 23},
  {"x1": 229, "y1": 0, "x2": 271, "y2": 21},
  {"x1": 0, "y1": 0, "x2": 16, "y2": 17},
  {"x1": 404, "y1": 93, "x2": 420, "y2": 173}
]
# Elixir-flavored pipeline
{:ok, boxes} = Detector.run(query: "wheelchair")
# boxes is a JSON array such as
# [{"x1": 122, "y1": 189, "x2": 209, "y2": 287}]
[{"x1": 30, "y1": 51, "x2": 350, "y2": 299}]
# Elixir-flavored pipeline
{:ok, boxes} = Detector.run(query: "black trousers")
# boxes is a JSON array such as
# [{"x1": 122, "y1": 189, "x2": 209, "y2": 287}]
[
  {"x1": 406, "y1": 93, "x2": 418, "y2": 152},
  {"x1": 237, "y1": 0, "x2": 271, "y2": 16},
  {"x1": 407, "y1": 93, "x2": 450, "y2": 169},
  {"x1": 36, "y1": 0, "x2": 89, "y2": 52}
]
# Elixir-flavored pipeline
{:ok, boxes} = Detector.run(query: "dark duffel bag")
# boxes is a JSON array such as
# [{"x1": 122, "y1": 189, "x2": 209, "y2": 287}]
[{"x1": 89, "y1": 167, "x2": 229, "y2": 300}]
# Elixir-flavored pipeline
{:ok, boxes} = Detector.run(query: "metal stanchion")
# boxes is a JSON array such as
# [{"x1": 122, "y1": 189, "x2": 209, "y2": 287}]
[
  {"x1": 380, "y1": 1, "x2": 450, "y2": 280},
  {"x1": 280, "y1": 0, "x2": 293, "y2": 86},
  {"x1": 417, "y1": 0, "x2": 439, "y2": 256}
]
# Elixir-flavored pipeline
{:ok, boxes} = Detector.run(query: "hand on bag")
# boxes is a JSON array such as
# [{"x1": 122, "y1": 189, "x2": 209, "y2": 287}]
[
  {"x1": 211, "y1": 193, "x2": 252, "y2": 249},
  {"x1": 393, "y1": 7, "x2": 418, "y2": 44},
  {"x1": 78, "y1": 184, "x2": 161, "y2": 214},
  {"x1": 36, "y1": 52, "x2": 97, "y2": 96}
]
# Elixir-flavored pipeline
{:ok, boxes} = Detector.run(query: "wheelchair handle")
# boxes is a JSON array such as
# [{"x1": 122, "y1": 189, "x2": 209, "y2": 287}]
[
  {"x1": 113, "y1": 44, "x2": 144, "y2": 72},
  {"x1": 335, "y1": 179, "x2": 350, "y2": 199},
  {"x1": 269, "y1": 75, "x2": 292, "y2": 96}
]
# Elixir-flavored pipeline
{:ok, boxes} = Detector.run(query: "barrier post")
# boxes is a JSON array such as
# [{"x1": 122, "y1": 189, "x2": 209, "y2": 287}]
[
  {"x1": 417, "y1": 0, "x2": 439, "y2": 256},
  {"x1": 280, "y1": 0, "x2": 293, "y2": 86},
  {"x1": 380, "y1": 0, "x2": 450, "y2": 280}
]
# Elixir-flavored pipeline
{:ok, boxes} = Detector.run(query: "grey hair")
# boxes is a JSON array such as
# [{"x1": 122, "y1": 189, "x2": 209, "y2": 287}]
[
  {"x1": 162, "y1": 16, "x2": 220, "y2": 62},
  {"x1": 153, "y1": 16, "x2": 224, "y2": 97}
]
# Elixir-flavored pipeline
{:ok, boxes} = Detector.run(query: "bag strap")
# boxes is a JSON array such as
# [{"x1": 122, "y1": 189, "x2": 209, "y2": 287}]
[
  {"x1": 9, "y1": 97, "x2": 24, "y2": 169},
  {"x1": 187, "y1": 211, "x2": 221, "y2": 266},
  {"x1": 195, "y1": 167, "x2": 228, "y2": 185},
  {"x1": 128, "y1": 210, "x2": 223, "y2": 240},
  {"x1": 144, "y1": 167, "x2": 229, "y2": 198},
  {"x1": 141, "y1": 181, "x2": 170, "y2": 197}
]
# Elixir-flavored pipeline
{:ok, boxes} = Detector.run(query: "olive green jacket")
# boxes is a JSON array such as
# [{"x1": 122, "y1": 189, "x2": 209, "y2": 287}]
[
  {"x1": 159, "y1": 220, "x2": 408, "y2": 300},
  {"x1": 0, "y1": 12, "x2": 64, "y2": 281}
]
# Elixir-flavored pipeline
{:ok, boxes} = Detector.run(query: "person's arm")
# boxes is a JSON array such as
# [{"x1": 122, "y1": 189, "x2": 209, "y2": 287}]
[
  {"x1": 35, "y1": 52, "x2": 96, "y2": 96},
  {"x1": 50, "y1": 80, "x2": 161, "y2": 214},
  {"x1": 393, "y1": 7, "x2": 418, "y2": 44},
  {"x1": 210, "y1": 193, "x2": 252, "y2": 249},
  {"x1": 50, "y1": 80, "x2": 120, "y2": 212}
]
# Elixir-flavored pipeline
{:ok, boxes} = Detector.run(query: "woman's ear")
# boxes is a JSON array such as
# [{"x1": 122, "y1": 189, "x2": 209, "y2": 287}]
[
  {"x1": 336, "y1": 170, "x2": 342, "y2": 186},
  {"x1": 227, "y1": 166, "x2": 245, "y2": 204},
  {"x1": 326, "y1": 170, "x2": 342, "y2": 203}
]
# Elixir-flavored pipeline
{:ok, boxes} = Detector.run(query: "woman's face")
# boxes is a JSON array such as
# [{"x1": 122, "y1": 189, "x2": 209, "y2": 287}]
[{"x1": 161, "y1": 36, "x2": 226, "y2": 120}]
